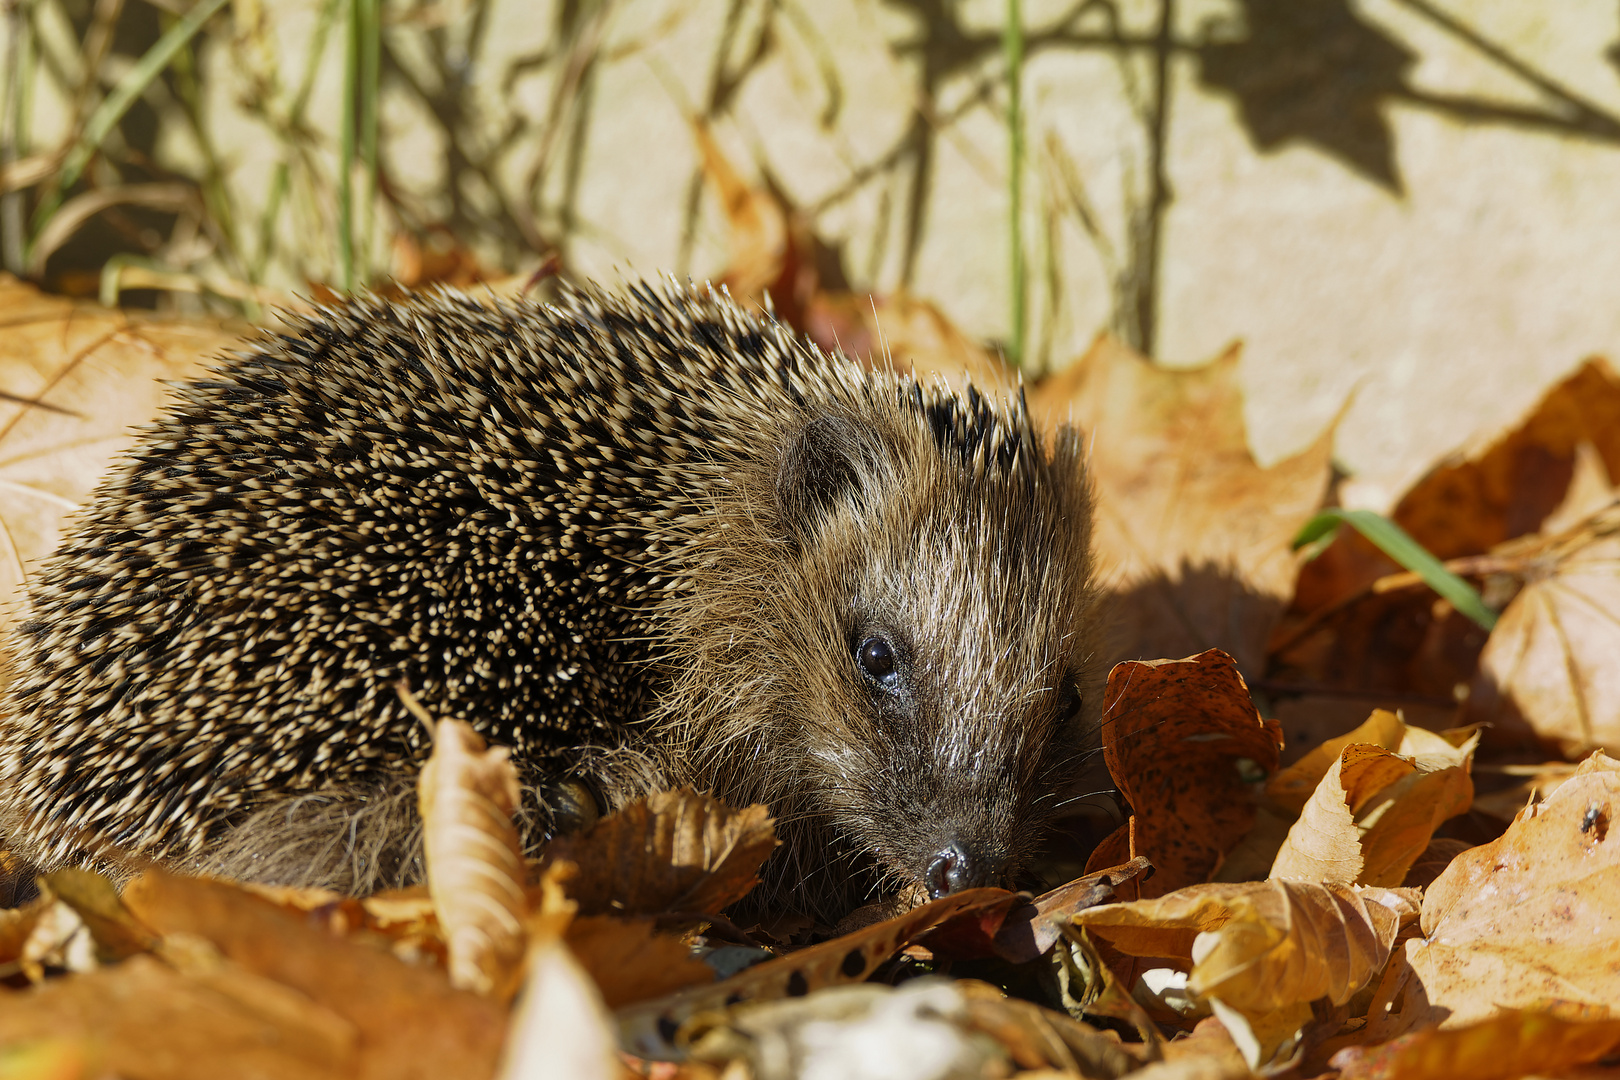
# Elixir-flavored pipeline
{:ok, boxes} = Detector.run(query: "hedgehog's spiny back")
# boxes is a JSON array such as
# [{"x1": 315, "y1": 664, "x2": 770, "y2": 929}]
[{"x1": 0, "y1": 282, "x2": 845, "y2": 869}]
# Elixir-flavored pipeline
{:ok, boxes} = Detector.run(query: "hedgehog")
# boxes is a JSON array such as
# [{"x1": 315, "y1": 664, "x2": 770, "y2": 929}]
[{"x1": 0, "y1": 279, "x2": 1100, "y2": 918}]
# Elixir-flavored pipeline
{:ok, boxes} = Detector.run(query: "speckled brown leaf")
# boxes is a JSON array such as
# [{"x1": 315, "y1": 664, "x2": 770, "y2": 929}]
[
  {"x1": 1332, "y1": 1007, "x2": 1620, "y2": 1080},
  {"x1": 1465, "y1": 502, "x2": 1620, "y2": 755},
  {"x1": 1269, "y1": 729, "x2": 1475, "y2": 887},
  {"x1": 1032, "y1": 334, "x2": 1334, "y2": 674},
  {"x1": 545, "y1": 787, "x2": 777, "y2": 917},
  {"x1": 1084, "y1": 651, "x2": 1283, "y2": 897},
  {"x1": 1397, "y1": 751, "x2": 1620, "y2": 1030},
  {"x1": 418, "y1": 717, "x2": 527, "y2": 999},
  {"x1": 121, "y1": 869, "x2": 505, "y2": 1080},
  {"x1": 617, "y1": 887, "x2": 1014, "y2": 1060},
  {"x1": 0, "y1": 274, "x2": 242, "y2": 633}
]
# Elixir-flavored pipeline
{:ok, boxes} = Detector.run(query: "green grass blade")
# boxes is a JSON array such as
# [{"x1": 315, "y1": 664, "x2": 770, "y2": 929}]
[
  {"x1": 338, "y1": 0, "x2": 358, "y2": 293},
  {"x1": 29, "y1": 0, "x2": 230, "y2": 248},
  {"x1": 1292, "y1": 508, "x2": 1499, "y2": 631},
  {"x1": 1004, "y1": 0, "x2": 1025, "y2": 370}
]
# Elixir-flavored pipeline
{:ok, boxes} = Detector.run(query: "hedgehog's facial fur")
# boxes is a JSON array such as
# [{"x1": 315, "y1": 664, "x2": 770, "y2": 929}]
[{"x1": 658, "y1": 376, "x2": 1098, "y2": 912}]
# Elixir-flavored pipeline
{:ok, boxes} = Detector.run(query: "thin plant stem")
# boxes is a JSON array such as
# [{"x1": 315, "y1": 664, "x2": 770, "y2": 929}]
[
  {"x1": 251, "y1": 0, "x2": 340, "y2": 282},
  {"x1": 27, "y1": 0, "x2": 230, "y2": 257},
  {"x1": 1, "y1": 0, "x2": 30, "y2": 274},
  {"x1": 338, "y1": 0, "x2": 359, "y2": 292},
  {"x1": 357, "y1": 0, "x2": 379, "y2": 284},
  {"x1": 1003, "y1": 0, "x2": 1025, "y2": 370}
]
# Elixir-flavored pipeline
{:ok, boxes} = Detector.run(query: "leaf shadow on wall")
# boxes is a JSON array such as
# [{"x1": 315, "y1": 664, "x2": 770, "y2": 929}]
[{"x1": 1196, "y1": 0, "x2": 1417, "y2": 194}]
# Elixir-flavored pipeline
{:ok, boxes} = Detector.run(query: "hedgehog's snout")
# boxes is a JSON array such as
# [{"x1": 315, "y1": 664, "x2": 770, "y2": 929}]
[{"x1": 924, "y1": 841, "x2": 1006, "y2": 898}]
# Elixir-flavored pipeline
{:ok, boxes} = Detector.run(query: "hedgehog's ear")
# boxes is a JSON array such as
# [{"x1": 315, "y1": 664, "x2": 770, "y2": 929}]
[{"x1": 776, "y1": 415, "x2": 879, "y2": 542}]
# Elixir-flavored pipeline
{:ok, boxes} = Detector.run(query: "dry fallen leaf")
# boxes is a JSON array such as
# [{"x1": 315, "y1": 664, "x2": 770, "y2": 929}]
[
  {"x1": 617, "y1": 887, "x2": 1017, "y2": 1060},
  {"x1": 545, "y1": 787, "x2": 777, "y2": 918},
  {"x1": 1033, "y1": 334, "x2": 1334, "y2": 674},
  {"x1": 1268, "y1": 729, "x2": 1476, "y2": 887},
  {"x1": 1394, "y1": 357, "x2": 1620, "y2": 561},
  {"x1": 564, "y1": 915, "x2": 714, "y2": 1009},
  {"x1": 0, "y1": 953, "x2": 357, "y2": 1080},
  {"x1": 1465, "y1": 501, "x2": 1620, "y2": 755},
  {"x1": 1073, "y1": 880, "x2": 1418, "y2": 1069},
  {"x1": 417, "y1": 715, "x2": 527, "y2": 1000},
  {"x1": 1332, "y1": 1006, "x2": 1620, "y2": 1080},
  {"x1": 1085, "y1": 651, "x2": 1284, "y2": 897},
  {"x1": 1395, "y1": 751, "x2": 1620, "y2": 1031},
  {"x1": 120, "y1": 869, "x2": 506, "y2": 1080},
  {"x1": 0, "y1": 274, "x2": 242, "y2": 633},
  {"x1": 498, "y1": 932, "x2": 620, "y2": 1080}
]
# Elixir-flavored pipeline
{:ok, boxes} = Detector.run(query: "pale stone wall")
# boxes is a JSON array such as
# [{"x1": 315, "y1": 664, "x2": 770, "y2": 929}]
[{"x1": 12, "y1": 0, "x2": 1620, "y2": 505}]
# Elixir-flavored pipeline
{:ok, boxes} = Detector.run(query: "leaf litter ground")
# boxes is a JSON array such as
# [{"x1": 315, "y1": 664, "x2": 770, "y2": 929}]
[{"x1": 4, "y1": 250, "x2": 1620, "y2": 1079}]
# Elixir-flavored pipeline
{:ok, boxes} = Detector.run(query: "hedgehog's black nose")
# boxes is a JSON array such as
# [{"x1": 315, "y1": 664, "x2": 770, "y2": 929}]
[{"x1": 925, "y1": 843, "x2": 996, "y2": 898}]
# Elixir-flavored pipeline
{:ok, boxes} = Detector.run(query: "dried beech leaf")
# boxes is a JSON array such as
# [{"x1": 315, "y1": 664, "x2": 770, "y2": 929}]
[
  {"x1": 564, "y1": 915, "x2": 714, "y2": 1009},
  {"x1": 1085, "y1": 651, "x2": 1283, "y2": 897},
  {"x1": 1331, "y1": 1007, "x2": 1620, "y2": 1080},
  {"x1": 0, "y1": 275, "x2": 241, "y2": 632},
  {"x1": 1269, "y1": 734, "x2": 1475, "y2": 887},
  {"x1": 1267, "y1": 709, "x2": 1408, "y2": 814},
  {"x1": 121, "y1": 869, "x2": 505, "y2": 1080},
  {"x1": 0, "y1": 953, "x2": 355, "y2": 1080},
  {"x1": 39, "y1": 867, "x2": 160, "y2": 962},
  {"x1": 498, "y1": 937, "x2": 620, "y2": 1080},
  {"x1": 546, "y1": 787, "x2": 777, "y2": 917},
  {"x1": 1465, "y1": 502, "x2": 1620, "y2": 755},
  {"x1": 1032, "y1": 335, "x2": 1334, "y2": 672},
  {"x1": 1073, "y1": 880, "x2": 1417, "y2": 1067},
  {"x1": 1404, "y1": 751, "x2": 1620, "y2": 1029},
  {"x1": 418, "y1": 717, "x2": 526, "y2": 999}
]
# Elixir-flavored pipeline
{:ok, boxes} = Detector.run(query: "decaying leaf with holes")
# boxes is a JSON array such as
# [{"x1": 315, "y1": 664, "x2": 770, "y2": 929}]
[{"x1": 616, "y1": 886, "x2": 1019, "y2": 1060}]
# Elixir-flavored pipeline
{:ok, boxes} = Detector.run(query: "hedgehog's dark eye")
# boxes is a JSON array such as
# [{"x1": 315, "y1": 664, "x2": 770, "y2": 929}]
[
  {"x1": 1055, "y1": 676, "x2": 1082, "y2": 723},
  {"x1": 857, "y1": 636, "x2": 898, "y2": 684}
]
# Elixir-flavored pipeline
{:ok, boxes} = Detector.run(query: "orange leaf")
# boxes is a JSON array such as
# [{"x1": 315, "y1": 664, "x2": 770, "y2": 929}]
[
  {"x1": 1086, "y1": 651, "x2": 1283, "y2": 897},
  {"x1": 544, "y1": 788, "x2": 777, "y2": 917},
  {"x1": 1403, "y1": 751, "x2": 1620, "y2": 1030}
]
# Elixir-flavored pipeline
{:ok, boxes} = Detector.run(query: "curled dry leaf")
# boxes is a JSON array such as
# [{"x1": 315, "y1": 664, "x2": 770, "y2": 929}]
[
  {"x1": 617, "y1": 887, "x2": 1015, "y2": 1060},
  {"x1": 0, "y1": 274, "x2": 242, "y2": 633},
  {"x1": 1332, "y1": 1006, "x2": 1620, "y2": 1080},
  {"x1": 120, "y1": 869, "x2": 506, "y2": 1080},
  {"x1": 1465, "y1": 502, "x2": 1620, "y2": 755},
  {"x1": 417, "y1": 715, "x2": 527, "y2": 999},
  {"x1": 1073, "y1": 880, "x2": 1419, "y2": 1068},
  {"x1": 1085, "y1": 651, "x2": 1283, "y2": 897},
  {"x1": 1398, "y1": 751, "x2": 1620, "y2": 1030},
  {"x1": 1032, "y1": 334, "x2": 1334, "y2": 673},
  {"x1": 1268, "y1": 726, "x2": 1476, "y2": 887},
  {"x1": 497, "y1": 936, "x2": 620, "y2": 1080},
  {"x1": 545, "y1": 787, "x2": 777, "y2": 918}
]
